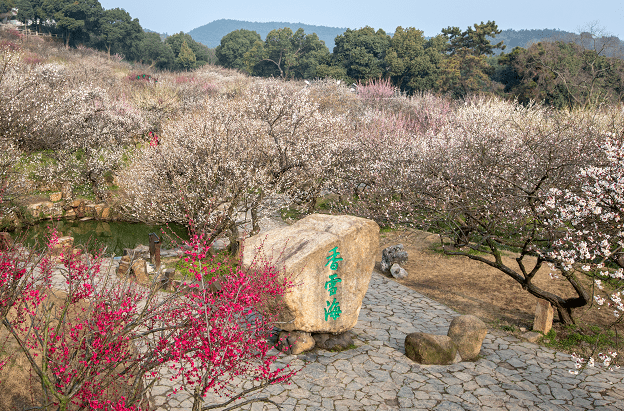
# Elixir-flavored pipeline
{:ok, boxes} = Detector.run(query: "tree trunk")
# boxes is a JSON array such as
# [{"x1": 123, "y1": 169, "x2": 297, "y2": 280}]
[{"x1": 555, "y1": 305, "x2": 575, "y2": 325}]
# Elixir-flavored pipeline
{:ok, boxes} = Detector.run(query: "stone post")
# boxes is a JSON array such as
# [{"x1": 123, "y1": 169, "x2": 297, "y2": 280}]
[
  {"x1": 533, "y1": 299, "x2": 554, "y2": 334},
  {"x1": 149, "y1": 233, "x2": 161, "y2": 271},
  {"x1": 162, "y1": 268, "x2": 175, "y2": 290}
]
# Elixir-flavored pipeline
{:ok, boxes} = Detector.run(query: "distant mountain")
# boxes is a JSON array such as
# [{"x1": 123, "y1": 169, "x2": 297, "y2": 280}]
[
  {"x1": 188, "y1": 19, "x2": 347, "y2": 50},
  {"x1": 489, "y1": 29, "x2": 624, "y2": 57},
  {"x1": 184, "y1": 21, "x2": 624, "y2": 58},
  {"x1": 144, "y1": 28, "x2": 168, "y2": 41}
]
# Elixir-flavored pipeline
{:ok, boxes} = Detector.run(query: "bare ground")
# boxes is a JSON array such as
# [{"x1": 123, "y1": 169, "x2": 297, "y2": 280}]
[{"x1": 376, "y1": 228, "x2": 620, "y2": 339}]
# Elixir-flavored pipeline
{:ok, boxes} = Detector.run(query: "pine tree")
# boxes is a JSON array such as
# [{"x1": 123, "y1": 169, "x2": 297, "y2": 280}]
[{"x1": 176, "y1": 40, "x2": 196, "y2": 71}]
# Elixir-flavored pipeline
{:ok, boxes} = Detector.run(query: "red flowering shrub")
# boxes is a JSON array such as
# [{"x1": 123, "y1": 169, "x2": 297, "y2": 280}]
[{"x1": 0, "y1": 227, "x2": 297, "y2": 410}]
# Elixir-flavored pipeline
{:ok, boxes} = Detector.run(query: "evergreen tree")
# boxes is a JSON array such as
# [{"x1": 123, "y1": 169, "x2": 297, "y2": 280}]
[
  {"x1": 176, "y1": 40, "x2": 196, "y2": 71},
  {"x1": 15, "y1": 0, "x2": 33, "y2": 25}
]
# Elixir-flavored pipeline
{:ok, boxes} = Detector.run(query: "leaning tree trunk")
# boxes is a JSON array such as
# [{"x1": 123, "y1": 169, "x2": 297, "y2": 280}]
[{"x1": 443, "y1": 242, "x2": 591, "y2": 325}]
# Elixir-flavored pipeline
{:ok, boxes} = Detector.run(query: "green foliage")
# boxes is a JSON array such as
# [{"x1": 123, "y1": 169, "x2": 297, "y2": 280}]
[
  {"x1": 543, "y1": 325, "x2": 616, "y2": 352},
  {"x1": 15, "y1": 0, "x2": 33, "y2": 24},
  {"x1": 434, "y1": 21, "x2": 507, "y2": 97},
  {"x1": 165, "y1": 32, "x2": 211, "y2": 69},
  {"x1": 384, "y1": 27, "x2": 443, "y2": 93},
  {"x1": 332, "y1": 26, "x2": 391, "y2": 83},
  {"x1": 176, "y1": 40, "x2": 196, "y2": 71},
  {"x1": 137, "y1": 32, "x2": 175, "y2": 69},
  {"x1": 243, "y1": 27, "x2": 330, "y2": 79},
  {"x1": 0, "y1": 0, "x2": 14, "y2": 13},
  {"x1": 442, "y1": 21, "x2": 506, "y2": 57},
  {"x1": 437, "y1": 53, "x2": 496, "y2": 98},
  {"x1": 497, "y1": 41, "x2": 624, "y2": 109},
  {"x1": 96, "y1": 7, "x2": 143, "y2": 59},
  {"x1": 215, "y1": 29, "x2": 262, "y2": 71},
  {"x1": 315, "y1": 63, "x2": 348, "y2": 81},
  {"x1": 44, "y1": 0, "x2": 103, "y2": 47},
  {"x1": 175, "y1": 250, "x2": 238, "y2": 282}
]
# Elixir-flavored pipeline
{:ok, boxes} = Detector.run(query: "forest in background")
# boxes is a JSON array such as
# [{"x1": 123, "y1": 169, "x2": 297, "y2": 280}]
[{"x1": 2, "y1": 0, "x2": 624, "y2": 108}]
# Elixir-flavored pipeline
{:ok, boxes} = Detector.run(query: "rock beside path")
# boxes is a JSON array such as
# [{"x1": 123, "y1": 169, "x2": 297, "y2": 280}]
[
  {"x1": 447, "y1": 315, "x2": 487, "y2": 361},
  {"x1": 242, "y1": 213, "x2": 379, "y2": 333},
  {"x1": 404, "y1": 332, "x2": 458, "y2": 365}
]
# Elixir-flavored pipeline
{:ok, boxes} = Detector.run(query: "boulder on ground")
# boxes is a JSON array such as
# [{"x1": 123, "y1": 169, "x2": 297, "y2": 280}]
[
  {"x1": 390, "y1": 263, "x2": 408, "y2": 279},
  {"x1": 405, "y1": 332, "x2": 458, "y2": 365},
  {"x1": 381, "y1": 244, "x2": 408, "y2": 273},
  {"x1": 447, "y1": 315, "x2": 487, "y2": 361},
  {"x1": 276, "y1": 331, "x2": 315, "y2": 355},
  {"x1": 242, "y1": 214, "x2": 379, "y2": 333},
  {"x1": 313, "y1": 332, "x2": 353, "y2": 350}
]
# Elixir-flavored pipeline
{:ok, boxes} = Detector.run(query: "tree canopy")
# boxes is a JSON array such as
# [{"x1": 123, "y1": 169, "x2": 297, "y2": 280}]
[
  {"x1": 43, "y1": 0, "x2": 103, "y2": 47},
  {"x1": 215, "y1": 29, "x2": 262, "y2": 71},
  {"x1": 384, "y1": 27, "x2": 444, "y2": 92},
  {"x1": 165, "y1": 32, "x2": 211, "y2": 69},
  {"x1": 239, "y1": 27, "x2": 330, "y2": 79},
  {"x1": 332, "y1": 26, "x2": 391, "y2": 83},
  {"x1": 96, "y1": 7, "x2": 142, "y2": 59}
]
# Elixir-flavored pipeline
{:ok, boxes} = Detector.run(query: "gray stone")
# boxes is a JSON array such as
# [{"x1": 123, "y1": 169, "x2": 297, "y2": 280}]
[
  {"x1": 313, "y1": 332, "x2": 354, "y2": 350},
  {"x1": 380, "y1": 244, "x2": 408, "y2": 273},
  {"x1": 405, "y1": 332, "x2": 458, "y2": 365},
  {"x1": 522, "y1": 331, "x2": 543, "y2": 343},
  {"x1": 390, "y1": 263, "x2": 408, "y2": 279},
  {"x1": 277, "y1": 331, "x2": 316, "y2": 355}
]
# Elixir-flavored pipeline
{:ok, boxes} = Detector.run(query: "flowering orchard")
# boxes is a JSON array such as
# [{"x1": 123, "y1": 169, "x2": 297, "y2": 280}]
[
  {"x1": 2, "y1": 31, "x2": 624, "y2": 383},
  {"x1": 118, "y1": 80, "x2": 350, "y2": 253}
]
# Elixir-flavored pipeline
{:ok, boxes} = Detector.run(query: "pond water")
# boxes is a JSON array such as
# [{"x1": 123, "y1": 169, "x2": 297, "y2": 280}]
[{"x1": 10, "y1": 219, "x2": 190, "y2": 256}]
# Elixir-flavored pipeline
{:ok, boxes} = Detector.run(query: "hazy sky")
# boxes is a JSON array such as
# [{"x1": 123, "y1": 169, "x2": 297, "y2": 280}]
[{"x1": 98, "y1": 0, "x2": 623, "y2": 38}]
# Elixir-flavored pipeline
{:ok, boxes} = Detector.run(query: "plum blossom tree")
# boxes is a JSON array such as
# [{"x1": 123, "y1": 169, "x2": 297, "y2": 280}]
[
  {"x1": 0, "y1": 228, "x2": 297, "y2": 410},
  {"x1": 335, "y1": 95, "x2": 624, "y2": 325},
  {"x1": 118, "y1": 80, "x2": 349, "y2": 254}
]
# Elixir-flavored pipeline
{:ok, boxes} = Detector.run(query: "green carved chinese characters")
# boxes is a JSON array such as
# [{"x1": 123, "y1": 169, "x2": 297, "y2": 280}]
[
  {"x1": 324, "y1": 246, "x2": 343, "y2": 321},
  {"x1": 325, "y1": 273, "x2": 342, "y2": 296},
  {"x1": 326, "y1": 246, "x2": 343, "y2": 270},
  {"x1": 325, "y1": 298, "x2": 342, "y2": 321}
]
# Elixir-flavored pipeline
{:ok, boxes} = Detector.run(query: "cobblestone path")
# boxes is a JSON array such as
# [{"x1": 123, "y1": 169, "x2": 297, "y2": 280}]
[{"x1": 148, "y1": 272, "x2": 624, "y2": 411}]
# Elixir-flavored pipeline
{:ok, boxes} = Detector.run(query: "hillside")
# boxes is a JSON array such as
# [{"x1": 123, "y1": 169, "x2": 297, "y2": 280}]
[
  {"x1": 186, "y1": 21, "x2": 624, "y2": 57},
  {"x1": 187, "y1": 19, "x2": 347, "y2": 50},
  {"x1": 490, "y1": 28, "x2": 624, "y2": 56}
]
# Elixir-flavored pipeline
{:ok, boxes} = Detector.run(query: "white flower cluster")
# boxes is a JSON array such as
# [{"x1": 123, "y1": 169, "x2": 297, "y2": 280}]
[{"x1": 570, "y1": 350, "x2": 620, "y2": 374}]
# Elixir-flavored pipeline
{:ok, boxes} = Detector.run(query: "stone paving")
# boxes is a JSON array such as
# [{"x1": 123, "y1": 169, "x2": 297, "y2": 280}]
[
  {"x1": 147, "y1": 272, "x2": 624, "y2": 411},
  {"x1": 43, "y1": 211, "x2": 624, "y2": 411}
]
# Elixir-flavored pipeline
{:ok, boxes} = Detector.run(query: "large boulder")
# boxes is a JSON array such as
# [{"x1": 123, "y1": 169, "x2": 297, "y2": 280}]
[
  {"x1": 405, "y1": 332, "x2": 458, "y2": 365},
  {"x1": 242, "y1": 214, "x2": 379, "y2": 333},
  {"x1": 447, "y1": 315, "x2": 487, "y2": 361}
]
